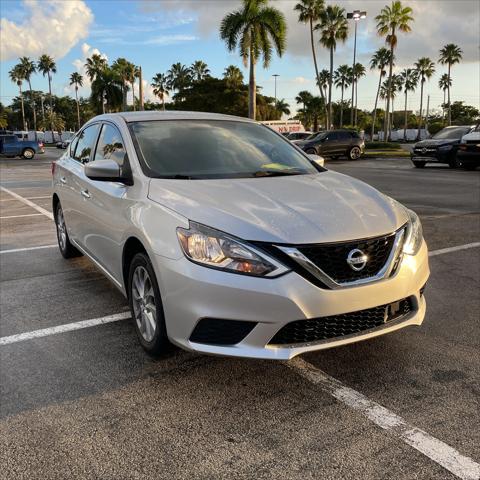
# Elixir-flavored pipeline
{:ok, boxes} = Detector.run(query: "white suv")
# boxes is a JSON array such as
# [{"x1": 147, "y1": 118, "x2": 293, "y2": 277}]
[{"x1": 52, "y1": 111, "x2": 429, "y2": 359}]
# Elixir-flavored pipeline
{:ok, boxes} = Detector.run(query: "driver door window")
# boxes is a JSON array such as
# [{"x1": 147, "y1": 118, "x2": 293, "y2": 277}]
[
  {"x1": 94, "y1": 124, "x2": 126, "y2": 167},
  {"x1": 72, "y1": 124, "x2": 100, "y2": 164}
]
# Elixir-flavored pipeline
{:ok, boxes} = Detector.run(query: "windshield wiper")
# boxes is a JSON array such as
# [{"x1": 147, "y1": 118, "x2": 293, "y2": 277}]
[
  {"x1": 156, "y1": 174, "x2": 196, "y2": 179},
  {"x1": 252, "y1": 170, "x2": 304, "y2": 177}
]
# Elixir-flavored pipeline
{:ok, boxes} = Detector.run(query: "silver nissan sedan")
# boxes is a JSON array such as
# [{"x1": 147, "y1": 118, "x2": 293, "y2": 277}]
[{"x1": 52, "y1": 111, "x2": 429, "y2": 360}]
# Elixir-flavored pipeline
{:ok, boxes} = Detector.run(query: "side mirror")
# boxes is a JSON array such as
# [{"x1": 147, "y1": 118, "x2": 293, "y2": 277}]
[
  {"x1": 308, "y1": 154, "x2": 325, "y2": 167},
  {"x1": 85, "y1": 158, "x2": 132, "y2": 185}
]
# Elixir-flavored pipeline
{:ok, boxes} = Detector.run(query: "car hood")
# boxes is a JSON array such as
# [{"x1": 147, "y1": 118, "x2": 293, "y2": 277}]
[
  {"x1": 148, "y1": 172, "x2": 408, "y2": 244},
  {"x1": 414, "y1": 138, "x2": 459, "y2": 148}
]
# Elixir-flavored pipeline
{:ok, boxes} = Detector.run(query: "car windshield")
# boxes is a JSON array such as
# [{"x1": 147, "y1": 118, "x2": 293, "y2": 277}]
[
  {"x1": 305, "y1": 132, "x2": 326, "y2": 141},
  {"x1": 432, "y1": 127, "x2": 470, "y2": 139},
  {"x1": 130, "y1": 120, "x2": 320, "y2": 179}
]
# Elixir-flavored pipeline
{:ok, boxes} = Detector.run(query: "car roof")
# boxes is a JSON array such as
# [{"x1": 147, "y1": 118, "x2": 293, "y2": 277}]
[{"x1": 93, "y1": 111, "x2": 255, "y2": 124}]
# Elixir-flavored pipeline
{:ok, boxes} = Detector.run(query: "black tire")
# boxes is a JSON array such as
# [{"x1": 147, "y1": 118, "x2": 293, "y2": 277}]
[
  {"x1": 305, "y1": 148, "x2": 317, "y2": 155},
  {"x1": 448, "y1": 158, "x2": 459, "y2": 169},
  {"x1": 413, "y1": 161, "x2": 426, "y2": 168},
  {"x1": 128, "y1": 252, "x2": 170, "y2": 356},
  {"x1": 22, "y1": 148, "x2": 35, "y2": 159},
  {"x1": 348, "y1": 146, "x2": 362, "y2": 160},
  {"x1": 55, "y1": 202, "x2": 82, "y2": 259}
]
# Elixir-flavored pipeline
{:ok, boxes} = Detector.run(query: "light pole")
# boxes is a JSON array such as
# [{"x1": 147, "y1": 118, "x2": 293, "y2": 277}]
[
  {"x1": 347, "y1": 10, "x2": 366, "y2": 127},
  {"x1": 272, "y1": 74, "x2": 280, "y2": 108}
]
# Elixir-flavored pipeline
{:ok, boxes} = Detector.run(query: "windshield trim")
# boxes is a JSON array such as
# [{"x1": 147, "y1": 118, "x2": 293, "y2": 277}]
[
  {"x1": 432, "y1": 127, "x2": 471, "y2": 140},
  {"x1": 128, "y1": 119, "x2": 326, "y2": 180}
]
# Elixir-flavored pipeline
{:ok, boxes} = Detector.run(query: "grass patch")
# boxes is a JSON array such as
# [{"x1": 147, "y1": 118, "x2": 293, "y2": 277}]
[
  {"x1": 365, "y1": 141, "x2": 404, "y2": 150},
  {"x1": 363, "y1": 149, "x2": 410, "y2": 158}
]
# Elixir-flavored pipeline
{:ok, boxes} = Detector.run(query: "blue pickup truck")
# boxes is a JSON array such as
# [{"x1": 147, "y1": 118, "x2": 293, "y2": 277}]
[{"x1": 0, "y1": 134, "x2": 45, "y2": 159}]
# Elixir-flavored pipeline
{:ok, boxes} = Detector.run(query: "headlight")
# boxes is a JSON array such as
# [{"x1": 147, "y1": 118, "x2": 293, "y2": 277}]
[
  {"x1": 176, "y1": 222, "x2": 289, "y2": 277},
  {"x1": 403, "y1": 209, "x2": 423, "y2": 255}
]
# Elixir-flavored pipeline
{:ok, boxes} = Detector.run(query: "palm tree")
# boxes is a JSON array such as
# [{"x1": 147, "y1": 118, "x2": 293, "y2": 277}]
[
  {"x1": 37, "y1": 54, "x2": 57, "y2": 133},
  {"x1": 294, "y1": 0, "x2": 327, "y2": 114},
  {"x1": 316, "y1": 5, "x2": 348, "y2": 129},
  {"x1": 38, "y1": 111, "x2": 65, "y2": 133},
  {"x1": 69, "y1": 72, "x2": 83, "y2": 129},
  {"x1": 438, "y1": 73, "x2": 451, "y2": 123},
  {"x1": 223, "y1": 65, "x2": 244, "y2": 89},
  {"x1": 380, "y1": 75, "x2": 401, "y2": 139},
  {"x1": 166, "y1": 63, "x2": 193, "y2": 99},
  {"x1": 112, "y1": 58, "x2": 132, "y2": 111},
  {"x1": 306, "y1": 96, "x2": 325, "y2": 131},
  {"x1": 275, "y1": 99, "x2": 290, "y2": 116},
  {"x1": 9, "y1": 65, "x2": 27, "y2": 131},
  {"x1": 85, "y1": 54, "x2": 108, "y2": 113},
  {"x1": 375, "y1": 1, "x2": 413, "y2": 141},
  {"x1": 220, "y1": 0, "x2": 287, "y2": 120},
  {"x1": 369, "y1": 47, "x2": 393, "y2": 140},
  {"x1": 18, "y1": 57, "x2": 37, "y2": 138},
  {"x1": 333, "y1": 65, "x2": 351, "y2": 127},
  {"x1": 352, "y1": 62, "x2": 366, "y2": 126},
  {"x1": 317, "y1": 69, "x2": 330, "y2": 103},
  {"x1": 191, "y1": 60, "x2": 210, "y2": 82},
  {"x1": 295, "y1": 90, "x2": 314, "y2": 113},
  {"x1": 151, "y1": 73, "x2": 169, "y2": 110},
  {"x1": 414, "y1": 57, "x2": 435, "y2": 140},
  {"x1": 399, "y1": 68, "x2": 418, "y2": 140},
  {"x1": 439, "y1": 43, "x2": 462, "y2": 125},
  {"x1": 90, "y1": 67, "x2": 123, "y2": 114}
]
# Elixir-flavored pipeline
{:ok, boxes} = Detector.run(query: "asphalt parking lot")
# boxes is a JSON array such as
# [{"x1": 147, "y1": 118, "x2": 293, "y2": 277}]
[{"x1": 1, "y1": 149, "x2": 479, "y2": 480}]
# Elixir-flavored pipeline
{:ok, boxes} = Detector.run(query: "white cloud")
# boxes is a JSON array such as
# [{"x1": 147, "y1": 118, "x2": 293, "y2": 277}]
[{"x1": 0, "y1": 0, "x2": 93, "y2": 61}]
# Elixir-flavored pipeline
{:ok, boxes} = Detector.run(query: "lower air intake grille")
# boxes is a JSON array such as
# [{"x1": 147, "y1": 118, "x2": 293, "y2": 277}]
[
  {"x1": 189, "y1": 318, "x2": 257, "y2": 345},
  {"x1": 269, "y1": 297, "x2": 413, "y2": 346}
]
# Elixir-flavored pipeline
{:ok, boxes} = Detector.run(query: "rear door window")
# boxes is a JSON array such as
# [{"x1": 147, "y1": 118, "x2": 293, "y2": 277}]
[{"x1": 72, "y1": 124, "x2": 100, "y2": 164}]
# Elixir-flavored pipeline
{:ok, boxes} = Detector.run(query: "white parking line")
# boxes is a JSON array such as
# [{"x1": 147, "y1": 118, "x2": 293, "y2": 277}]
[
  {"x1": 289, "y1": 358, "x2": 480, "y2": 480},
  {"x1": 429, "y1": 242, "x2": 480, "y2": 257},
  {"x1": 0, "y1": 186, "x2": 53, "y2": 220},
  {"x1": 0, "y1": 312, "x2": 131, "y2": 346},
  {"x1": 0, "y1": 245, "x2": 57, "y2": 254},
  {"x1": 0, "y1": 213, "x2": 44, "y2": 219},
  {"x1": 0, "y1": 196, "x2": 51, "y2": 202}
]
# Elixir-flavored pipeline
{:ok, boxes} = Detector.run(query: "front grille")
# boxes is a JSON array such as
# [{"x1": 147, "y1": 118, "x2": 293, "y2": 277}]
[
  {"x1": 189, "y1": 318, "x2": 256, "y2": 345},
  {"x1": 297, "y1": 232, "x2": 397, "y2": 284},
  {"x1": 269, "y1": 298, "x2": 413, "y2": 346}
]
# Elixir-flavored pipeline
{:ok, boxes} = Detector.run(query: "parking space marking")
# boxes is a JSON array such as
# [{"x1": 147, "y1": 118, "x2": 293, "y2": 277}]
[
  {"x1": 0, "y1": 312, "x2": 130, "y2": 346},
  {"x1": 0, "y1": 196, "x2": 51, "y2": 202},
  {"x1": 289, "y1": 358, "x2": 480, "y2": 480},
  {"x1": 0, "y1": 186, "x2": 53, "y2": 220},
  {"x1": 0, "y1": 245, "x2": 57, "y2": 254},
  {"x1": 429, "y1": 242, "x2": 480, "y2": 257},
  {"x1": 0, "y1": 213, "x2": 44, "y2": 219}
]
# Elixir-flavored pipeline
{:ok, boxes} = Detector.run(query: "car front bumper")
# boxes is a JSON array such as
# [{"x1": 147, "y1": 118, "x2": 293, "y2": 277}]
[
  {"x1": 411, "y1": 149, "x2": 453, "y2": 163},
  {"x1": 153, "y1": 241, "x2": 429, "y2": 360}
]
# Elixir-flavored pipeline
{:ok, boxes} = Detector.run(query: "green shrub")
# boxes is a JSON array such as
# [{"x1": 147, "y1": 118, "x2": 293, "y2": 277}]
[{"x1": 365, "y1": 142, "x2": 403, "y2": 150}]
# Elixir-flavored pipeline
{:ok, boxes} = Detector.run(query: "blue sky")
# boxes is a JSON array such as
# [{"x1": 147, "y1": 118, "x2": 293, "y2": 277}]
[{"x1": 1, "y1": 0, "x2": 479, "y2": 115}]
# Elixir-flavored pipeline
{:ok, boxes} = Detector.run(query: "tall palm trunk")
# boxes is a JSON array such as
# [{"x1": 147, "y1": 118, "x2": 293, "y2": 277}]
[
  {"x1": 75, "y1": 86, "x2": 80, "y2": 130},
  {"x1": 249, "y1": 43, "x2": 256, "y2": 119},
  {"x1": 162, "y1": 94, "x2": 165, "y2": 111},
  {"x1": 47, "y1": 72, "x2": 54, "y2": 134},
  {"x1": 403, "y1": 90, "x2": 408, "y2": 142},
  {"x1": 417, "y1": 80, "x2": 424, "y2": 141},
  {"x1": 131, "y1": 81, "x2": 136, "y2": 111},
  {"x1": 371, "y1": 72, "x2": 383, "y2": 141},
  {"x1": 447, "y1": 63, "x2": 452, "y2": 125},
  {"x1": 384, "y1": 29, "x2": 395, "y2": 141},
  {"x1": 18, "y1": 83, "x2": 26, "y2": 131},
  {"x1": 442, "y1": 89, "x2": 446, "y2": 123},
  {"x1": 328, "y1": 46, "x2": 333, "y2": 129},
  {"x1": 309, "y1": 18, "x2": 328, "y2": 126},
  {"x1": 27, "y1": 79, "x2": 37, "y2": 140},
  {"x1": 339, "y1": 84, "x2": 344, "y2": 127}
]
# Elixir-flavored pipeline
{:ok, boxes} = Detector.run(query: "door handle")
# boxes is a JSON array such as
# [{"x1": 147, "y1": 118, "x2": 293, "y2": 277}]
[
  {"x1": 60, "y1": 177, "x2": 67, "y2": 184},
  {"x1": 81, "y1": 189, "x2": 91, "y2": 199}
]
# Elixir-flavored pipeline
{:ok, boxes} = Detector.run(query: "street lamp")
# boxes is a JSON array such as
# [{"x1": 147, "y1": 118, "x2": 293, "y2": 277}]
[
  {"x1": 347, "y1": 10, "x2": 367, "y2": 126},
  {"x1": 272, "y1": 74, "x2": 280, "y2": 107}
]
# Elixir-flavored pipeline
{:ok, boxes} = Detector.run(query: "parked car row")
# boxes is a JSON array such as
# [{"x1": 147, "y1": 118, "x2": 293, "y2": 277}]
[{"x1": 411, "y1": 125, "x2": 479, "y2": 170}]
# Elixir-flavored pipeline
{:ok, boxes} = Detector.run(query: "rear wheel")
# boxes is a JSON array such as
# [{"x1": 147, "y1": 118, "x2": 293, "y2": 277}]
[
  {"x1": 413, "y1": 161, "x2": 426, "y2": 168},
  {"x1": 22, "y1": 148, "x2": 35, "y2": 159},
  {"x1": 448, "y1": 157, "x2": 459, "y2": 169},
  {"x1": 128, "y1": 253, "x2": 169, "y2": 356},
  {"x1": 55, "y1": 202, "x2": 82, "y2": 258},
  {"x1": 348, "y1": 146, "x2": 362, "y2": 160}
]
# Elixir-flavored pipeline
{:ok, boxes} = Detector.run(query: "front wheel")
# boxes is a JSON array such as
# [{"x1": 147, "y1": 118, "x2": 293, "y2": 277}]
[
  {"x1": 413, "y1": 161, "x2": 426, "y2": 168},
  {"x1": 55, "y1": 202, "x2": 82, "y2": 258},
  {"x1": 22, "y1": 148, "x2": 35, "y2": 159},
  {"x1": 128, "y1": 253, "x2": 169, "y2": 356},
  {"x1": 348, "y1": 146, "x2": 362, "y2": 160}
]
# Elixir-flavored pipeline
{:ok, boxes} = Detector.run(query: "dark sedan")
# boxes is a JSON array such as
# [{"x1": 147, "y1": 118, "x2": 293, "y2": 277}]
[
  {"x1": 411, "y1": 126, "x2": 473, "y2": 168},
  {"x1": 294, "y1": 130, "x2": 364, "y2": 160}
]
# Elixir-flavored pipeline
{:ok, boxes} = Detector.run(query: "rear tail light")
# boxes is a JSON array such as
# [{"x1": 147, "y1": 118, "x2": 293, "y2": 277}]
[
  {"x1": 51, "y1": 161, "x2": 56, "y2": 176},
  {"x1": 38, "y1": 142, "x2": 44, "y2": 148}
]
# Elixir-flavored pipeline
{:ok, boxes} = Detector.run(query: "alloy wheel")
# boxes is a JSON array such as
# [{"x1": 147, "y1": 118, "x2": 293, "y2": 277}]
[
  {"x1": 56, "y1": 206, "x2": 67, "y2": 252},
  {"x1": 131, "y1": 266, "x2": 157, "y2": 342},
  {"x1": 350, "y1": 147, "x2": 361, "y2": 160}
]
